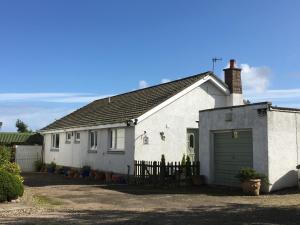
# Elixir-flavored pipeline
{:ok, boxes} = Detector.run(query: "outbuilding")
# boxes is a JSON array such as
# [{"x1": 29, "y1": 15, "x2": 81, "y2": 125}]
[{"x1": 199, "y1": 102, "x2": 300, "y2": 191}]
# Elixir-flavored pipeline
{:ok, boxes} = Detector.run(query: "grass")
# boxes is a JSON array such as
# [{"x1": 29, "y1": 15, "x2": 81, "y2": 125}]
[{"x1": 32, "y1": 195, "x2": 63, "y2": 207}]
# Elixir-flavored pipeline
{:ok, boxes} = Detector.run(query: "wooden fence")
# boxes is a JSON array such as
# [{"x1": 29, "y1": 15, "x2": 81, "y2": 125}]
[{"x1": 134, "y1": 160, "x2": 200, "y2": 185}]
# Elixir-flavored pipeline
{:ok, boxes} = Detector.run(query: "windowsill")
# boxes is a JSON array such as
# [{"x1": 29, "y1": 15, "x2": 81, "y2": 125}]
[
  {"x1": 50, "y1": 148, "x2": 59, "y2": 152},
  {"x1": 107, "y1": 149, "x2": 125, "y2": 154},
  {"x1": 74, "y1": 140, "x2": 80, "y2": 144},
  {"x1": 88, "y1": 150, "x2": 98, "y2": 154},
  {"x1": 65, "y1": 141, "x2": 71, "y2": 144}
]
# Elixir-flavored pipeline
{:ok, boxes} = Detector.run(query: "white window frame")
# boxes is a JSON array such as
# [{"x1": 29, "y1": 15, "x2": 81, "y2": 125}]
[
  {"x1": 89, "y1": 130, "x2": 98, "y2": 150},
  {"x1": 51, "y1": 133, "x2": 60, "y2": 149},
  {"x1": 66, "y1": 132, "x2": 72, "y2": 143},
  {"x1": 75, "y1": 132, "x2": 80, "y2": 142},
  {"x1": 108, "y1": 128, "x2": 125, "y2": 151}
]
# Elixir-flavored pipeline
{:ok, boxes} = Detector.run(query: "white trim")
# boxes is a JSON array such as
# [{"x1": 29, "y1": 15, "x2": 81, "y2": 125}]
[
  {"x1": 136, "y1": 75, "x2": 229, "y2": 123},
  {"x1": 40, "y1": 122, "x2": 127, "y2": 134}
]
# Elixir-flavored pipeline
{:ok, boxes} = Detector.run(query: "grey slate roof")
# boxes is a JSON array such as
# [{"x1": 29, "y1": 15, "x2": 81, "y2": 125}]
[{"x1": 41, "y1": 72, "x2": 224, "y2": 131}]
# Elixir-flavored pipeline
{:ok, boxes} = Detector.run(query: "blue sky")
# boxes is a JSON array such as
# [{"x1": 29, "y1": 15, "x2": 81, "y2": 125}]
[{"x1": 0, "y1": 0, "x2": 300, "y2": 131}]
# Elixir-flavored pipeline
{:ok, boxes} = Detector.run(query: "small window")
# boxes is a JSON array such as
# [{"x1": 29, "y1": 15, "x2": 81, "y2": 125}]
[
  {"x1": 189, "y1": 134, "x2": 194, "y2": 149},
  {"x1": 89, "y1": 131, "x2": 98, "y2": 150},
  {"x1": 66, "y1": 132, "x2": 72, "y2": 143},
  {"x1": 75, "y1": 132, "x2": 80, "y2": 142},
  {"x1": 51, "y1": 133, "x2": 60, "y2": 149},
  {"x1": 109, "y1": 128, "x2": 125, "y2": 150}
]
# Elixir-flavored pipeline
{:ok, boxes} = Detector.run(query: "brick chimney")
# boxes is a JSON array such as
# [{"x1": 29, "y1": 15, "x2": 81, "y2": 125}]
[{"x1": 223, "y1": 59, "x2": 243, "y2": 105}]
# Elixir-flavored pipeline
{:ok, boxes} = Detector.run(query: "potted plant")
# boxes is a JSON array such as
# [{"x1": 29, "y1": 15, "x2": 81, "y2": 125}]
[
  {"x1": 236, "y1": 168, "x2": 268, "y2": 196},
  {"x1": 81, "y1": 166, "x2": 91, "y2": 178},
  {"x1": 47, "y1": 162, "x2": 56, "y2": 173}
]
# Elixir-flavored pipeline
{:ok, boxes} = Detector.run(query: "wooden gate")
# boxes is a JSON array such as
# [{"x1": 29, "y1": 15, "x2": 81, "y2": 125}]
[{"x1": 15, "y1": 145, "x2": 42, "y2": 172}]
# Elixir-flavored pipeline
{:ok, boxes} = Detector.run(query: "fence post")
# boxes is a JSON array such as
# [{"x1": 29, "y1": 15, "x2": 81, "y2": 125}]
[
  {"x1": 160, "y1": 160, "x2": 165, "y2": 185},
  {"x1": 153, "y1": 161, "x2": 157, "y2": 185},
  {"x1": 141, "y1": 161, "x2": 145, "y2": 185}
]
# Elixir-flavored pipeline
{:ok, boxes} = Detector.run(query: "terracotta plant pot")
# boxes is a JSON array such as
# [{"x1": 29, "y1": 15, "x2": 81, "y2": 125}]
[
  {"x1": 241, "y1": 179, "x2": 261, "y2": 196},
  {"x1": 105, "y1": 172, "x2": 112, "y2": 183},
  {"x1": 97, "y1": 172, "x2": 106, "y2": 181}
]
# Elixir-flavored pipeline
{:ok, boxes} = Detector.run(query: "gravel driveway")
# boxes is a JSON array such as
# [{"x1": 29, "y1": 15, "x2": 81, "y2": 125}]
[{"x1": 1, "y1": 173, "x2": 300, "y2": 225}]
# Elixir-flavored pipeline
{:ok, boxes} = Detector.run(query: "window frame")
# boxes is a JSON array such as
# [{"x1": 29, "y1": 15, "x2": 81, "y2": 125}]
[
  {"x1": 66, "y1": 132, "x2": 72, "y2": 143},
  {"x1": 75, "y1": 132, "x2": 80, "y2": 143},
  {"x1": 51, "y1": 133, "x2": 60, "y2": 150},
  {"x1": 108, "y1": 128, "x2": 125, "y2": 151},
  {"x1": 89, "y1": 130, "x2": 98, "y2": 151},
  {"x1": 188, "y1": 133, "x2": 195, "y2": 149}
]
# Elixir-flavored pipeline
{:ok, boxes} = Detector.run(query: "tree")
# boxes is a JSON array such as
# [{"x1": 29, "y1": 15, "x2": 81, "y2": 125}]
[{"x1": 15, "y1": 119, "x2": 29, "y2": 133}]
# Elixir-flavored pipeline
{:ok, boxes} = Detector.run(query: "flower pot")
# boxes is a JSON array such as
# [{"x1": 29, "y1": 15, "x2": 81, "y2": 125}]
[
  {"x1": 105, "y1": 172, "x2": 112, "y2": 183},
  {"x1": 47, "y1": 167, "x2": 55, "y2": 173},
  {"x1": 95, "y1": 172, "x2": 105, "y2": 181},
  {"x1": 191, "y1": 175, "x2": 205, "y2": 186},
  {"x1": 241, "y1": 179, "x2": 261, "y2": 196}
]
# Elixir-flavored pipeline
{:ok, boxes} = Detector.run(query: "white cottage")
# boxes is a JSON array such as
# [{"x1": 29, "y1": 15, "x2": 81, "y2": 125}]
[{"x1": 40, "y1": 60, "x2": 243, "y2": 175}]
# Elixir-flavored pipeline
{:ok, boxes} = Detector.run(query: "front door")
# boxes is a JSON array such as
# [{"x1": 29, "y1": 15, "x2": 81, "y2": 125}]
[{"x1": 187, "y1": 128, "x2": 199, "y2": 162}]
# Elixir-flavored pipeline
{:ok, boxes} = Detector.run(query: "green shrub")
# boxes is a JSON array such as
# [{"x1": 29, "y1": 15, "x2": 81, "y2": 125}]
[
  {"x1": 236, "y1": 168, "x2": 269, "y2": 186},
  {"x1": 0, "y1": 169, "x2": 24, "y2": 202},
  {"x1": 0, "y1": 161, "x2": 21, "y2": 175},
  {"x1": 181, "y1": 154, "x2": 186, "y2": 166},
  {"x1": 34, "y1": 160, "x2": 44, "y2": 172},
  {"x1": 0, "y1": 146, "x2": 11, "y2": 164},
  {"x1": 0, "y1": 161, "x2": 23, "y2": 183}
]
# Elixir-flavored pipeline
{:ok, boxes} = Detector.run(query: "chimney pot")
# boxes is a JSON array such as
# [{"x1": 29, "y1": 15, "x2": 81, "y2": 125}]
[{"x1": 229, "y1": 59, "x2": 235, "y2": 69}]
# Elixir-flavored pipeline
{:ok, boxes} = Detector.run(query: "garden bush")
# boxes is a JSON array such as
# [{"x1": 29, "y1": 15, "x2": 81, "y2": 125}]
[
  {"x1": 0, "y1": 161, "x2": 23, "y2": 183},
  {"x1": 34, "y1": 160, "x2": 44, "y2": 172},
  {"x1": 0, "y1": 169, "x2": 24, "y2": 202},
  {"x1": 0, "y1": 146, "x2": 11, "y2": 164}
]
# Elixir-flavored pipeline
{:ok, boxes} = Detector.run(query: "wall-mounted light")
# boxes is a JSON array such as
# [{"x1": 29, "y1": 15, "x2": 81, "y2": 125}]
[
  {"x1": 160, "y1": 132, "x2": 165, "y2": 141},
  {"x1": 232, "y1": 130, "x2": 238, "y2": 139}
]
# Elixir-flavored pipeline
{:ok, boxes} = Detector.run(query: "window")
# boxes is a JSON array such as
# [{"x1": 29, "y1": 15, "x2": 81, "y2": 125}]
[
  {"x1": 89, "y1": 131, "x2": 98, "y2": 150},
  {"x1": 189, "y1": 134, "x2": 194, "y2": 149},
  {"x1": 75, "y1": 132, "x2": 80, "y2": 142},
  {"x1": 51, "y1": 133, "x2": 60, "y2": 149},
  {"x1": 109, "y1": 128, "x2": 125, "y2": 150},
  {"x1": 66, "y1": 132, "x2": 72, "y2": 143}
]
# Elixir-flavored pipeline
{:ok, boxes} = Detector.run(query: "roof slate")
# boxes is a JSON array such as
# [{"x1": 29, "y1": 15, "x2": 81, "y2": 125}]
[{"x1": 41, "y1": 72, "x2": 220, "y2": 131}]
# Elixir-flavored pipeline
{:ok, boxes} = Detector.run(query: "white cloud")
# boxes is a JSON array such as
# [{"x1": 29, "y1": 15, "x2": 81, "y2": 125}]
[
  {"x1": 0, "y1": 93, "x2": 110, "y2": 103},
  {"x1": 161, "y1": 78, "x2": 171, "y2": 84},
  {"x1": 240, "y1": 64, "x2": 271, "y2": 93},
  {"x1": 138, "y1": 80, "x2": 148, "y2": 89}
]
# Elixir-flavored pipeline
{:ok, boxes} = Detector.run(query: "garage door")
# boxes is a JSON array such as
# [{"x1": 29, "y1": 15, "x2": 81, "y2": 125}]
[{"x1": 214, "y1": 130, "x2": 253, "y2": 186}]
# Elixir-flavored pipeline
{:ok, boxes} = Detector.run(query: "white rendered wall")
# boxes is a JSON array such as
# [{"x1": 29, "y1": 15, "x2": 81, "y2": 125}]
[
  {"x1": 134, "y1": 80, "x2": 228, "y2": 162},
  {"x1": 43, "y1": 127, "x2": 135, "y2": 175},
  {"x1": 198, "y1": 104, "x2": 269, "y2": 187},
  {"x1": 227, "y1": 93, "x2": 244, "y2": 106},
  {"x1": 267, "y1": 111, "x2": 300, "y2": 191}
]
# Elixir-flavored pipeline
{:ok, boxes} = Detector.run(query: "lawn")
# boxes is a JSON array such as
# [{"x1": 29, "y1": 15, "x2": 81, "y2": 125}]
[{"x1": 0, "y1": 173, "x2": 300, "y2": 225}]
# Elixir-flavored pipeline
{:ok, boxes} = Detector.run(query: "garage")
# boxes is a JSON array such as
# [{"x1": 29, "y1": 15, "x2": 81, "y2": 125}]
[
  {"x1": 214, "y1": 130, "x2": 253, "y2": 186},
  {"x1": 199, "y1": 102, "x2": 300, "y2": 191}
]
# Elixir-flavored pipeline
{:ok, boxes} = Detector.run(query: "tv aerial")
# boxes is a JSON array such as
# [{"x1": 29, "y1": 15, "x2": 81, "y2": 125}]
[{"x1": 212, "y1": 57, "x2": 222, "y2": 73}]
